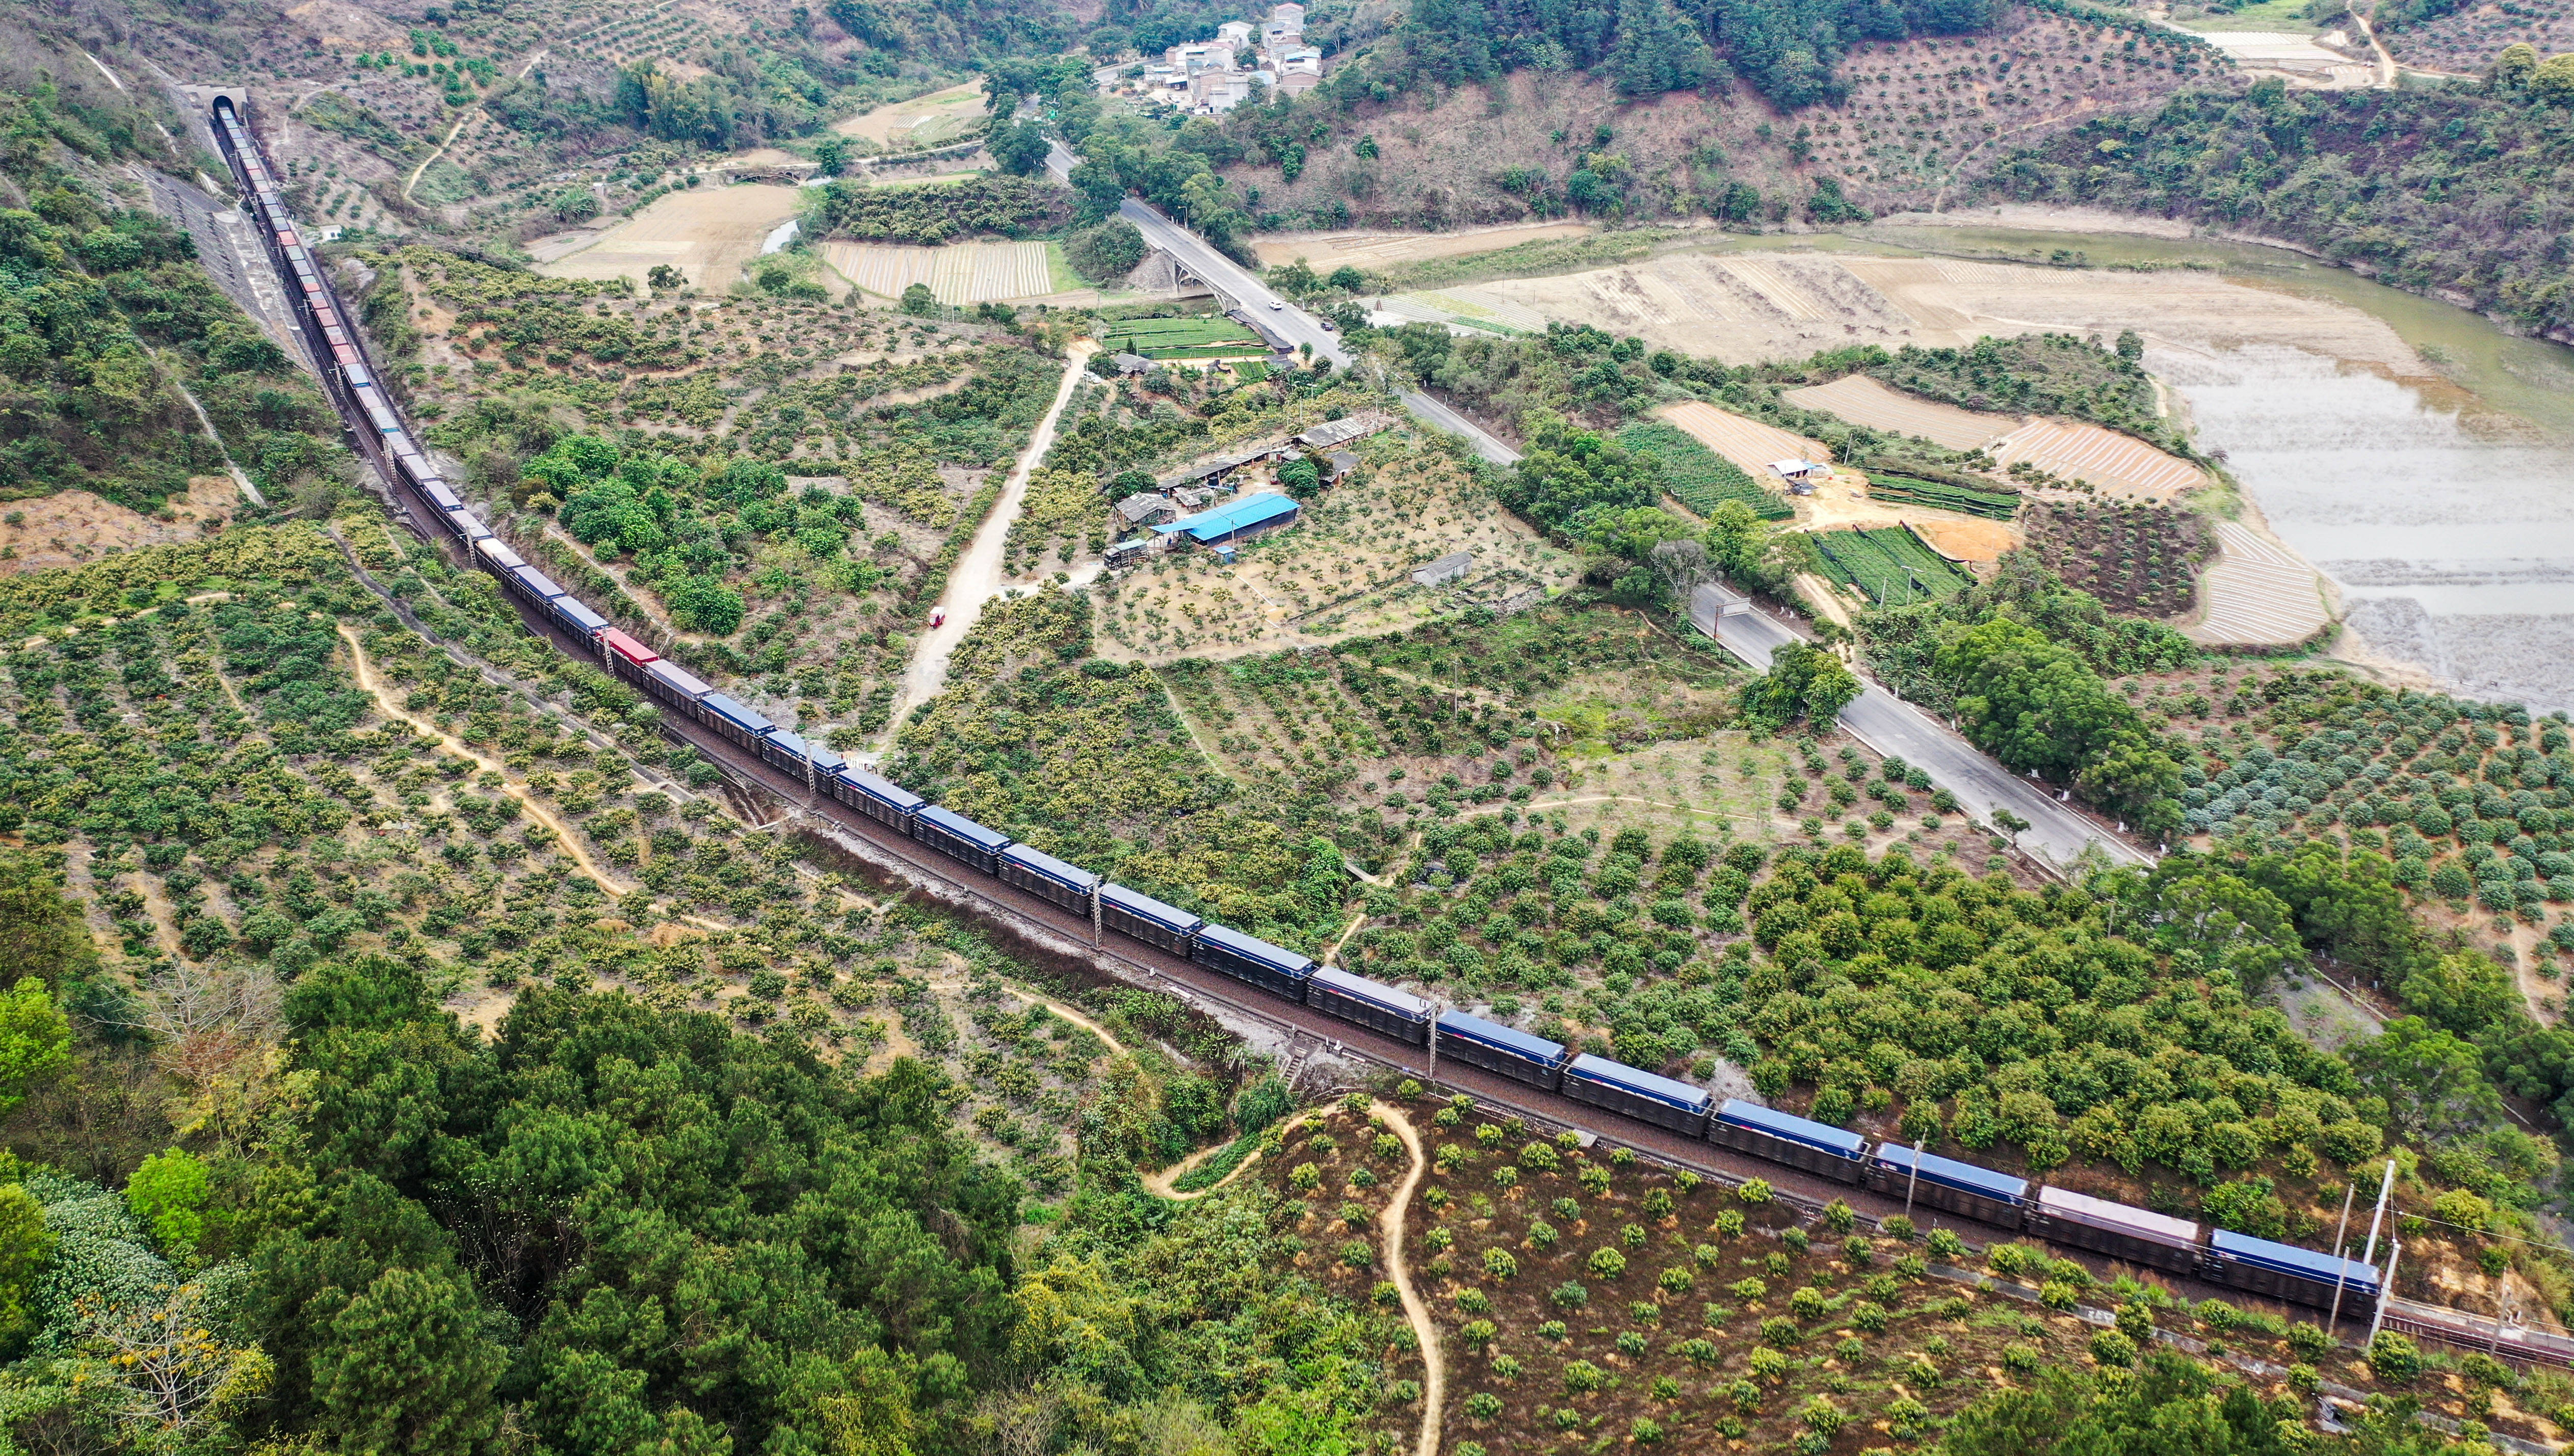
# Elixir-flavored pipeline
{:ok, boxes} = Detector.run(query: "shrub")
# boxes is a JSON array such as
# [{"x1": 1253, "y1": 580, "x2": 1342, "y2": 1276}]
[
  {"x1": 2288, "y1": 1322, "x2": 2333, "y2": 1361},
  {"x1": 1490, "y1": 1165, "x2": 1519, "y2": 1190},
  {"x1": 1781, "y1": 1228, "x2": 1811, "y2": 1254},
  {"x1": 1790, "y1": 1285, "x2": 1829, "y2": 1318},
  {"x1": 1551, "y1": 1280, "x2": 1589, "y2": 1309},
  {"x1": 2117, "y1": 1302, "x2": 2155, "y2": 1343},
  {"x1": 1750, "y1": 1346, "x2": 1792, "y2": 1382},
  {"x1": 1553, "y1": 1197, "x2": 1583, "y2": 1221},
  {"x1": 2090, "y1": 1329, "x2": 2138, "y2": 1367},
  {"x1": 1289, "y1": 1162, "x2": 1320, "y2": 1192},
  {"x1": 1761, "y1": 1316, "x2": 1801, "y2": 1347},
  {"x1": 1738, "y1": 1178, "x2": 1772, "y2": 1204},
  {"x1": 1927, "y1": 1228, "x2": 1967, "y2": 1261},
  {"x1": 1730, "y1": 1277, "x2": 1767, "y2": 1302},
  {"x1": 1389, "y1": 1379, "x2": 1421, "y2": 1403},
  {"x1": 1373, "y1": 1282, "x2": 1401, "y2": 1306},
  {"x1": 1842, "y1": 1236, "x2": 1874, "y2": 1267},
  {"x1": 1463, "y1": 1394, "x2": 1503, "y2": 1419},
  {"x1": 1538, "y1": 1319, "x2": 1569, "y2": 1340},
  {"x1": 1456, "y1": 1289, "x2": 1493, "y2": 1314},
  {"x1": 1880, "y1": 1215, "x2": 1916, "y2": 1242},
  {"x1": 1680, "y1": 1337, "x2": 1721, "y2": 1366},
  {"x1": 2369, "y1": 1331, "x2": 2423, "y2": 1385},
  {"x1": 1800, "y1": 1396, "x2": 1846, "y2": 1437},
  {"x1": 1823, "y1": 1199, "x2": 1856, "y2": 1233},
  {"x1": 1617, "y1": 1330, "x2": 1649, "y2": 1356},
  {"x1": 1632, "y1": 1417, "x2": 1665, "y2": 1444},
  {"x1": 1491, "y1": 1354, "x2": 1524, "y2": 1382},
  {"x1": 1641, "y1": 1188, "x2": 1674, "y2": 1217},
  {"x1": 1659, "y1": 1266, "x2": 1695, "y2": 1294},
  {"x1": 1485, "y1": 1248, "x2": 1519, "y2": 1280},
  {"x1": 2040, "y1": 1280, "x2": 2080, "y2": 1310},
  {"x1": 1339, "y1": 1240, "x2": 1373, "y2": 1269},
  {"x1": 1852, "y1": 1300, "x2": 1890, "y2": 1332},
  {"x1": 1693, "y1": 1242, "x2": 1722, "y2": 1267},
  {"x1": 1887, "y1": 1395, "x2": 1932, "y2": 1437},
  {"x1": 1588, "y1": 1247, "x2": 1627, "y2": 1277},
  {"x1": 1528, "y1": 1220, "x2": 1559, "y2": 1250},
  {"x1": 1462, "y1": 1319, "x2": 1498, "y2": 1348},
  {"x1": 1521, "y1": 1142, "x2": 1562, "y2": 1171},
  {"x1": 1562, "y1": 1360, "x2": 1607, "y2": 1394},
  {"x1": 1716, "y1": 1209, "x2": 1746, "y2": 1238},
  {"x1": 1621, "y1": 1223, "x2": 1648, "y2": 1249},
  {"x1": 1726, "y1": 1377, "x2": 1763, "y2": 1411},
  {"x1": 1579, "y1": 1165, "x2": 1612, "y2": 1196}
]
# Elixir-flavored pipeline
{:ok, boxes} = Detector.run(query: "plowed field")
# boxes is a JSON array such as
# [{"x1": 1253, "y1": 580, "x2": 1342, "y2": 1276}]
[
  {"x1": 1986, "y1": 418, "x2": 2205, "y2": 498},
  {"x1": 820, "y1": 240, "x2": 1056, "y2": 304},
  {"x1": 1656, "y1": 401, "x2": 1827, "y2": 479},
  {"x1": 1781, "y1": 374, "x2": 2016, "y2": 451}
]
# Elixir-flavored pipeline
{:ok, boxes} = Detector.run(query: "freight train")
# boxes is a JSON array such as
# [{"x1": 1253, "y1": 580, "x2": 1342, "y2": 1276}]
[{"x1": 208, "y1": 95, "x2": 2387, "y2": 1322}]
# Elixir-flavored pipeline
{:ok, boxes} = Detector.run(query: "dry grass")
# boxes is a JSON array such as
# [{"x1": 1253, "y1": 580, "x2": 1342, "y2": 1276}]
[
  {"x1": 535, "y1": 183, "x2": 806, "y2": 293},
  {"x1": 831, "y1": 81, "x2": 987, "y2": 146},
  {"x1": 1252, "y1": 222, "x2": 1597, "y2": 273},
  {"x1": 0, "y1": 478, "x2": 242, "y2": 574}
]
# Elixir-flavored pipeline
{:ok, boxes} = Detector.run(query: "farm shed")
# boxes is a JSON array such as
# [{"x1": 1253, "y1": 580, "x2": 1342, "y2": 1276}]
[
  {"x1": 1412, "y1": 550, "x2": 1473, "y2": 587},
  {"x1": 1116, "y1": 492, "x2": 1176, "y2": 527},
  {"x1": 1157, "y1": 492, "x2": 1302, "y2": 548},
  {"x1": 1296, "y1": 412, "x2": 1393, "y2": 450},
  {"x1": 1769, "y1": 458, "x2": 1831, "y2": 489},
  {"x1": 1324, "y1": 449, "x2": 1360, "y2": 482},
  {"x1": 1112, "y1": 352, "x2": 1153, "y2": 375}
]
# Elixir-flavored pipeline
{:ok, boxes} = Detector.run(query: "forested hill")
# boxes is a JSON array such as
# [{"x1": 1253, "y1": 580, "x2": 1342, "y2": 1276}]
[
  {"x1": 1986, "y1": 71, "x2": 2574, "y2": 342},
  {"x1": 1387, "y1": 0, "x2": 1995, "y2": 107}
]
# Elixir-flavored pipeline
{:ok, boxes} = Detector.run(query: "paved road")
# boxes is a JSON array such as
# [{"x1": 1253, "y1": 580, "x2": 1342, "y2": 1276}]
[
  {"x1": 1695, "y1": 585, "x2": 2151, "y2": 871},
  {"x1": 1049, "y1": 141, "x2": 2148, "y2": 873}
]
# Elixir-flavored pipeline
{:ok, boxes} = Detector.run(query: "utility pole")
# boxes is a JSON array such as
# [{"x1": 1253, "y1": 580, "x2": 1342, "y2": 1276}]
[
  {"x1": 2361, "y1": 1157, "x2": 2396, "y2": 1264},
  {"x1": 1426, "y1": 1000, "x2": 1441, "y2": 1086},
  {"x1": 2327, "y1": 1180, "x2": 2358, "y2": 1329},
  {"x1": 2366, "y1": 1241, "x2": 2401, "y2": 1351},
  {"x1": 1089, "y1": 882, "x2": 1101, "y2": 948},
  {"x1": 1904, "y1": 1138, "x2": 1925, "y2": 1219}
]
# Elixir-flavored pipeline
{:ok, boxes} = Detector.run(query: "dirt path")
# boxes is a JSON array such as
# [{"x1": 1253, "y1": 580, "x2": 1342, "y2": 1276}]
[
  {"x1": 1370, "y1": 1098, "x2": 1444, "y2": 1456},
  {"x1": 337, "y1": 623, "x2": 640, "y2": 905},
  {"x1": 1140, "y1": 1137, "x2": 1267, "y2": 1200},
  {"x1": 882, "y1": 341, "x2": 1096, "y2": 742},
  {"x1": 403, "y1": 50, "x2": 545, "y2": 204}
]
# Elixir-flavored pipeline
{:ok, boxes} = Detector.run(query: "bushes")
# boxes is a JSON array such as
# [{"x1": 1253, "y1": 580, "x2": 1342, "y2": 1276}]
[
  {"x1": 2368, "y1": 1331, "x2": 2424, "y2": 1384},
  {"x1": 812, "y1": 175, "x2": 1069, "y2": 243}
]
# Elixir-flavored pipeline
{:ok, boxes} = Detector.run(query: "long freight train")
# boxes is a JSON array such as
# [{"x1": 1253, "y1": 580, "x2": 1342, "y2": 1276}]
[{"x1": 208, "y1": 96, "x2": 2386, "y2": 1320}]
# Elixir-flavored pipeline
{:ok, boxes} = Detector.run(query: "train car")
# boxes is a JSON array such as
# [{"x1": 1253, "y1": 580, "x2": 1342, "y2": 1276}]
[
  {"x1": 1561, "y1": 1055, "x2": 1713, "y2": 1139},
  {"x1": 549, "y1": 593, "x2": 610, "y2": 647},
  {"x1": 760, "y1": 728, "x2": 844, "y2": 783},
  {"x1": 600, "y1": 628, "x2": 658, "y2": 689},
  {"x1": 1192, "y1": 923, "x2": 1315, "y2": 999},
  {"x1": 997, "y1": 843, "x2": 1099, "y2": 914},
  {"x1": 503, "y1": 565, "x2": 569, "y2": 616},
  {"x1": 832, "y1": 767, "x2": 925, "y2": 833},
  {"x1": 1863, "y1": 1143, "x2": 2028, "y2": 1225},
  {"x1": 641, "y1": 658, "x2": 713, "y2": 719},
  {"x1": 2204, "y1": 1229, "x2": 2382, "y2": 1310},
  {"x1": 472, "y1": 537, "x2": 527, "y2": 576},
  {"x1": 1432, "y1": 1011, "x2": 1570, "y2": 1091},
  {"x1": 1708, "y1": 1100, "x2": 1866, "y2": 1186},
  {"x1": 2028, "y1": 1187, "x2": 2203, "y2": 1277},
  {"x1": 421, "y1": 479, "x2": 465, "y2": 515},
  {"x1": 1098, "y1": 882, "x2": 1202, "y2": 954},
  {"x1": 444, "y1": 510, "x2": 493, "y2": 544},
  {"x1": 698, "y1": 693, "x2": 773, "y2": 753},
  {"x1": 1305, "y1": 967, "x2": 1430, "y2": 1046},
  {"x1": 912, "y1": 805, "x2": 1012, "y2": 875}
]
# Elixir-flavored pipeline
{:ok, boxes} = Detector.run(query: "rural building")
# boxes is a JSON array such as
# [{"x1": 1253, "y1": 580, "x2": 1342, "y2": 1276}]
[
  {"x1": 1296, "y1": 412, "x2": 1393, "y2": 451},
  {"x1": 1412, "y1": 550, "x2": 1473, "y2": 587},
  {"x1": 1769, "y1": 458, "x2": 1830, "y2": 492},
  {"x1": 1157, "y1": 492, "x2": 1301, "y2": 548},
  {"x1": 1271, "y1": 69, "x2": 1320, "y2": 94},
  {"x1": 1112, "y1": 352, "x2": 1153, "y2": 375},
  {"x1": 1106, "y1": 536, "x2": 1161, "y2": 568},
  {"x1": 1324, "y1": 449, "x2": 1360, "y2": 483},
  {"x1": 1217, "y1": 20, "x2": 1254, "y2": 47},
  {"x1": 1116, "y1": 492, "x2": 1176, "y2": 527}
]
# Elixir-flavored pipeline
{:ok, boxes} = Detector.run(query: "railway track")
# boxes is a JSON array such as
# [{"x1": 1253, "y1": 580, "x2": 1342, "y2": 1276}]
[{"x1": 207, "y1": 100, "x2": 2574, "y2": 1375}]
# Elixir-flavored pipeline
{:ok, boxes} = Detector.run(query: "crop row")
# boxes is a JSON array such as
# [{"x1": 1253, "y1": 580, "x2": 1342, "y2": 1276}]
[
  {"x1": 1863, "y1": 474, "x2": 2020, "y2": 520},
  {"x1": 1618, "y1": 421, "x2": 1794, "y2": 522},
  {"x1": 1811, "y1": 527, "x2": 1973, "y2": 605}
]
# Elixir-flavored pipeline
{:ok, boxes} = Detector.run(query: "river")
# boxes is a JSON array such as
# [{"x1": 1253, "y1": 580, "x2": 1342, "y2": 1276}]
[{"x1": 1850, "y1": 222, "x2": 2574, "y2": 713}]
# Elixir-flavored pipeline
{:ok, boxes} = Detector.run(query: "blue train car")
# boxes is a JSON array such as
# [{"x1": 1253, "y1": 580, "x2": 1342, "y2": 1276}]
[
  {"x1": 1709, "y1": 1100, "x2": 1867, "y2": 1186},
  {"x1": 1098, "y1": 882, "x2": 1202, "y2": 954},
  {"x1": 997, "y1": 843, "x2": 1099, "y2": 913},
  {"x1": 549, "y1": 593, "x2": 610, "y2": 645},
  {"x1": 1864, "y1": 1143, "x2": 2026, "y2": 1221},
  {"x1": 504, "y1": 565, "x2": 567, "y2": 618},
  {"x1": 832, "y1": 767, "x2": 925, "y2": 833},
  {"x1": 913, "y1": 805, "x2": 1012, "y2": 874},
  {"x1": 1305, "y1": 968, "x2": 1430, "y2": 1046},
  {"x1": 760, "y1": 729, "x2": 844, "y2": 783},
  {"x1": 1562, "y1": 1055, "x2": 1712, "y2": 1138},
  {"x1": 1433, "y1": 1011, "x2": 1570, "y2": 1090},
  {"x1": 2206, "y1": 1228, "x2": 2382, "y2": 1310},
  {"x1": 444, "y1": 509, "x2": 492, "y2": 543},
  {"x1": 699, "y1": 693, "x2": 773, "y2": 753},
  {"x1": 1191, "y1": 922, "x2": 1314, "y2": 999},
  {"x1": 472, "y1": 536, "x2": 527, "y2": 576}
]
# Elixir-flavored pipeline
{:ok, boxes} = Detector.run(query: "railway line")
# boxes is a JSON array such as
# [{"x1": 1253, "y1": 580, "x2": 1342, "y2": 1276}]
[{"x1": 206, "y1": 96, "x2": 2570, "y2": 1374}]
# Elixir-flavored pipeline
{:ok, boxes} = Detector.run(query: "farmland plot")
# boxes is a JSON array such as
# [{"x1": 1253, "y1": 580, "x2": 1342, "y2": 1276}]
[
  {"x1": 1654, "y1": 402, "x2": 1828, "y2": 479},
  {"x1": 1781, "y1": 374, "x2": 2016, "y2": 451},
  {"x1": 1987, "y1": 417, "x2": 2207, "y2": 499},
  {"x1": 820, "y1": 240, "x2": 1056, "y2": 304}
]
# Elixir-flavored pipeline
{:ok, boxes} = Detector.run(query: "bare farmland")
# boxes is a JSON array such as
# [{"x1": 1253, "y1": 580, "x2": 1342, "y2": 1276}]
[
  {"x1": 535, "y1": 183, "x2": 806, "y2": 292},
  {"x1": 820, "y1": 240, "x2": 1056, "y2": 304},
  {"x1": 1780, "y1": 374, "x2": 2014, "y2": 451},
  {"x1": 1654, "y1": 401, "x2": 1826, "y2": 476}
]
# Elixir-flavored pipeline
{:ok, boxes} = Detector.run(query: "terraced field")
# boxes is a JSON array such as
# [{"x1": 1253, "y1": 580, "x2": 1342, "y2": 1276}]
[
  {"x1": 2184, "y1": 520, "x2": 2333, "y2": 647},
  {"x1": 1863, "y1": 474, "x2": 2019, "y2": 520},
  {"x1": 1812, "y1": 525, "x2": 1975, "y2": 605},
  {"x1": 1988, "y1": 418, "x2": 2206, "y2": 499},
  {"x1": 819, "y1": 240, "x2": 1057, "y2": 304},
  {"x1": 1781, "y1": 374, "x2": 2016, "y2": 451}
]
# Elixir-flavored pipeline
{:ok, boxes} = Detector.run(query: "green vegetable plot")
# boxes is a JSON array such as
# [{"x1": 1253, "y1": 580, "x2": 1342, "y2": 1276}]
[{"x1": 1617, "y1": 421, "x2": 1794, "y2": 521}]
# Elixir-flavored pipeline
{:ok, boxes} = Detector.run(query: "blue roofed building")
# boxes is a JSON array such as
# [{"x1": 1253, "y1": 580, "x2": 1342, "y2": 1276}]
[{"x1": 1154, "y1": 491, "x2": 1301, "y2": 548}]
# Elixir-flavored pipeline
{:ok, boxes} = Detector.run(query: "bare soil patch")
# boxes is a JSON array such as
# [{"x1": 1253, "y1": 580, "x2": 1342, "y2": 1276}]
[
  {"x1": 1780, "y1": 374, "x2": 2014, "y2": 452},
  {"x1": 1908, "y1": 517, "x2": 2021, "y2": 563},
  {"x1": 536, "y1": 182, "x2": 806, "y2": 292},
  {"x1": 1656, "y1": 402, "x2": 1824, "y2": 478},
  {"x1": 0, "y1": 476, "x2": 237, "y2": 575},
  {"x1": 832, "y1": 81, "x2": 987, "y2": 146},
  {"x1": 1252, "y1": 222, "x2": 1597, "y2": 272}
]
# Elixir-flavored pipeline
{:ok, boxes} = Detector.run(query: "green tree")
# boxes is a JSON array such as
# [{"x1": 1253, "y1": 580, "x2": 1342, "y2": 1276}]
[
  {"x1": 647, "y1": 264, "x2": 683, "y2": 290},
  {"x1": 0, "y1": 853, "x2": 98, "y2": 986},
  {"x1": 126, "y1": 1147, "x2": 212, "y2": 1258},
  {"x1": 309, "y1": 1264, "x2": 507, "y2": 1453},
  {"x1": 0, "y1": 977, "x2": 70, "y2": 1118},
  {"x1": 900, "y1": 282, "x2": 938, "y2": 316},
  {"x1": 990, "y1": 119, "x2": 1052, "y2": 177},
  {"x1": 2349, "y1": 1017, "x2": 2506, "y2": 1137},
  {"x1": 0, "y1": 1183, "x2": 51, "y2": 1351},
  {"x1": 1737, "y1": 643, "x2": 1860, "y2": 732}
]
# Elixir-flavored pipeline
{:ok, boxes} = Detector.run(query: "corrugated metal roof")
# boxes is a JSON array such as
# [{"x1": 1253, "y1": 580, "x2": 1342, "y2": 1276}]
[
  {"x1": 1717, "y1": 1099, "x2": 1865, "y2": 1156},
  {"x1": 1156, "y1": 492, "x2": 1299, "y2": 543}
]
